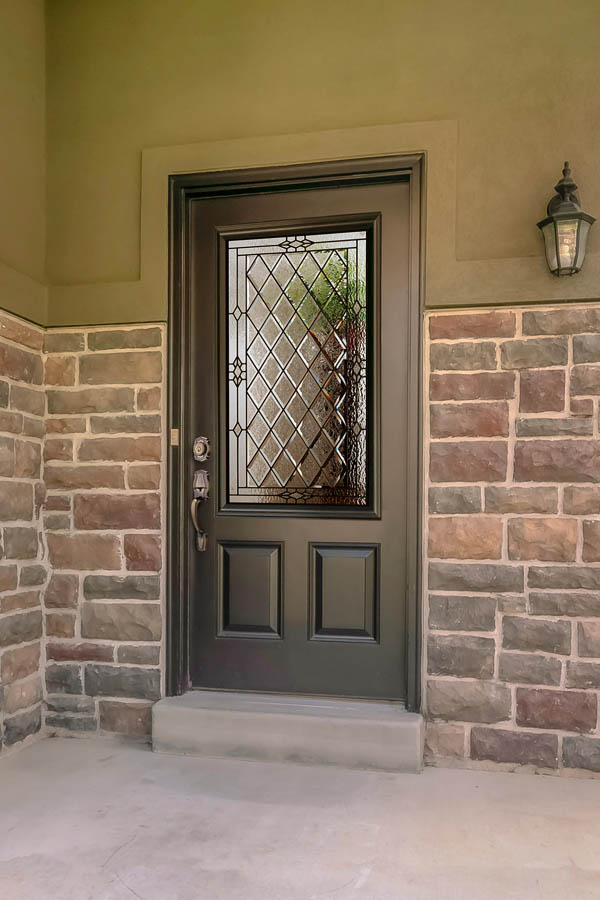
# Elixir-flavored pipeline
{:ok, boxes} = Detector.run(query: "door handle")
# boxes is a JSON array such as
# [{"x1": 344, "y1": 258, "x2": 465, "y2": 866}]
[{"x1": 190, "y1": 498, "x2": 207, "y2": 552}]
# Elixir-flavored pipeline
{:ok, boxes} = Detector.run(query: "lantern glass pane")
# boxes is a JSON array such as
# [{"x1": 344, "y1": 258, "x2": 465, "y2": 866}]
[
  {"x1": 556, "y1": 218, "x2": 578, "y2": 272},
  {"x1": 575, "y1": 219, "x2": 592, "y2": 272},
  {"x1": 541, "y1": 221, "x2": 558, "y2": 273}
]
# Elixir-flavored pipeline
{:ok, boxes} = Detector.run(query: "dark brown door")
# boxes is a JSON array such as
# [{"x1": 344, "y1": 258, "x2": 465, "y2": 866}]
[{"x1": 186, "y1": 172, "x2": 412, "y2": 700}]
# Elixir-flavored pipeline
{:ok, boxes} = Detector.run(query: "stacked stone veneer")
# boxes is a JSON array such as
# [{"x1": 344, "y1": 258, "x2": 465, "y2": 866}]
[
  {"x1": 0, "y1": 315, "x2": 47, "y2": 754},
  {"x1": 425, "y1": 305, "x2": 600, "y2": 777},
  {"x1": 42, "y1": 324, "x2": 165, "y2": 740}
]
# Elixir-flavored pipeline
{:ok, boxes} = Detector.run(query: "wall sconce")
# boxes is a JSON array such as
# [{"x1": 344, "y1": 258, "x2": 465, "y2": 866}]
[{"x1": 537, "y1": 162, "x2": 595, "y2": 276}]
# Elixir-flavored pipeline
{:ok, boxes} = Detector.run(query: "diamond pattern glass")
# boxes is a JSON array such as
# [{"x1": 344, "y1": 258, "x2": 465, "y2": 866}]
[{"x1": 227, "y1": 231, "x2": 368, "y2": 505}]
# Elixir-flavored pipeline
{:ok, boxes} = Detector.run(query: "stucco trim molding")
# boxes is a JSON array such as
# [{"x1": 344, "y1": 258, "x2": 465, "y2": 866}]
[{"x1": 46, "y1": 119, "x2": 600, "y2": 327}]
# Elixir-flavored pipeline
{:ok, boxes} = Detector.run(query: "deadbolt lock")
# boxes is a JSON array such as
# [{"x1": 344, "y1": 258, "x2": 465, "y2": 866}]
[{"x1": 193, "y1": 435, "x2": 211, "y2": 462}]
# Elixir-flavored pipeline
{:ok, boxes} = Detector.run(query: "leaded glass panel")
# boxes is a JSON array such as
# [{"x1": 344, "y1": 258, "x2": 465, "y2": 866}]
[{"x1": 227, "y1": 231, "x2": 368, "y2": 506}]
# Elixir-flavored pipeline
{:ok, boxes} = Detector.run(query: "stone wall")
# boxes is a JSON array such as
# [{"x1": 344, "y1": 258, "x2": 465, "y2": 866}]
[
  {"x1": 425, "y1": 305, "x2": 600, "y2": 777},
  {"x1": 0, "y1": 313, "x2": 46, "y2": 755},
  {"x1": 42, "y1": 325, "x2": 165, "y2": 739}
]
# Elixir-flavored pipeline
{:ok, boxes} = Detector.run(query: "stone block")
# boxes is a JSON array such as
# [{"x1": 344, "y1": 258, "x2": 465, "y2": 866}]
[
  {"x1": 429, "y1": 441, "x2": 507, "y2": 482},
  {"x1": 578, "y1": 621, "x2": 600, "y2": 657},
  {"x1": 471, "y1": 727, "x2": 558, "y2": 768},
  {"x1": 46, "y1": 612, "x2": 76, "y2": 638},
  {"x1": 428, "y1": 516, "x2": 502, "y2": 560},
  {"x1": 563, "y1": 736, "x2": 600, "y2": 773},
  {"x1": 516, "y1": 417, "x2": 592, "y2": 437},
  {"x1": 564, "y1": 486, "x2": 600, "y2": 514},
  {"x1": 46, "y1": 714, "x2": 97, "y2": 732},
  {"x1": 44, "y1": 513, "x2": 70, "y2": 531},
  {"x1": 88, "y1": 328, "x2": 162, "y2": 351},
  {"x1": 529, "y1": 591, "x2": 600, "y2": 617},
  {"x1": 0, "y1": 410, "x2": 23, "y2": 434},
  {"x1": 43, "y1": 438, "x2": 73, "y2": 462},
  {"x1": 516, "y1": 688, "x2": 597, "y2": 733},
  {"x1": 571, "y1": 365, "x2": 600, "y2": 396},
  {"x1": 502, "y1": 616, "x2": 570, "y2": 655},
  {"x1": 46, "y1": 695, "x2": 95, "y2": 714},
  {"x1": 74, "y1": 493, "x2": 160, "y2": 530},
  {"x1": 0, "y1": 341, "x2": 43, "y2": 384},
  {"x1": 44, "y1": 331, "x2": 85, "y2": 353},
  {"x1": 45, "y1": 495, "x2": 71, "y2": 511},
  {"x1": 429, "y1": 562, "x2": 524, "y2": 593},
  {"x1": 498, "y1": 652, "x2": 561, "y2": 686},
  {"x1": 85, "y1": 664, "x2": 161, "y2": 700},
  {"x1": 430, "y1": 402, "x2": 508, "y2": 438},
  {"x1": 500, "y1": 338, "x2": 567, "y2": 369},
  {"x1": 507, "y1": 518, "x2": 577, "y2": 561},
  {"x1": 19, "y1": 564, "x2": 47, "y2": 587},
  {"x1": 3, "y1": 676, "x2": 43, "y2": 714},
  {"x1": 528, "y1": 565, "x2": 600, "y2": 590},
  {"x1": 1, "y1": 590, "x2": 41, "y2": 613},
  {"x1": 427, "y1": 680, "x2": 511, "y2": 723},
  {"x1": 484, "y1": 486, "x2": 557, "y2": 514},
  {"x1": 78, "y1": 436, "x2": 161, "y2": 462},
  {"x1": 22, "y1": 416, "x2": 45, "y2": 438},
  {"x1": 1, "y1": 642, "x2": 40, "y2": 683},
  {"x1": 429, "y1": 311, "x2": 515, "y2": 340},
  {"x1": 0, "y1": 315, "x2": 44, "y2": 351},
  {"x1": 430, "y1": 342, "x2": 496, "y2": 371},
  {"x1": 79, "y1": 351, "x2": 162, "y2": 385},
  {"x1": 47, "y1": 642, "x2": 114, "y2": 662},
  {"x1": 10, "y1": 384, "x2": 45, "y2": 416},
  {"x1": 0, "y1": 565, "x2": 18, "y2": 591},
  {"x1": 46, "y1": 416, "x2": 87, "y2": 434},
  {"x1": 429, "y1": 372, "x2": 515, "y2": 401},
  {"x1": 427, "y1": 634, "x2": 495, "y2": 678},
  {"x1": 47, "y1": 387, "x2": 134, "y2": 415},
  {"x1": 428, "y1": 594, "x2": 496, "y2": 632},
  {"x1": 124, "y1": 534, "x2": 162, "y2": 571},
  {"x1": 45, "y1": 464, "x2": 125, "y2": 490},
  {"x1": 45, "y1": 663, "x2": 82, "y2": 694},
  {"x1": 566, "y1": 662, "x2": 600, "y2": 690},
  {"x1": 0, "y1": 380, "x2": 7, "y2": 407},
  {"x1": 3, "y1": 527, "x2": 39, "y2": 559},
  {"x1": 519, "y1": 369, "x2": 565, "y2": 413},
  {"x1": 137, "y1": 387, "x2": 161, "y2": 410},
  {"x1": 45, "y1": 356, "x2": 76, "y2": 386},
  {"x1": 83, "y1": 574, "x2": 160, "y2": 600},
  {"x1": 90, "y1": 414, "x2": 161, "y2": 434},
  {"x1": 0, "y1": 482, "x2": 33, "y2": 521},
  {"x1": 523, "y1": 307, "x2": 600, "y2": 335},
  {"x1": 3, "y1": 706, "x2": 41, "y2": 745},
  {"x1": 47, "y1": 533, "x2": 121, "y2": 570},
  {"x1": 117, "y1": 645, "x2": 161, "y2": 665},
  {"x1": 99, "y1": 699, "x2": 153, "y2": 736},
  {"x1": 424, "y1": 722, "x2": 466, "y2": 759},
  {"x1": 14, "y1": 439, "x2": 41, "y2": 477},
  {"x1": 0, "y1": 435, "x2": 15, "y2": 475},
  {"x1": 583, "y1": 521, "x2": 600, "y2": 561},
  {"x1": 127, "y1": 464, "x2": 161, "y2": 490},
  {"x1": 428, "y1": 486, "x2": 481, "y2": 514},
  {"x1": 571, "y1": 396, "x2": 594, "y2": 416},
  {"x1": 82, "y1": 602, "x2": 162, "y2": 641}
]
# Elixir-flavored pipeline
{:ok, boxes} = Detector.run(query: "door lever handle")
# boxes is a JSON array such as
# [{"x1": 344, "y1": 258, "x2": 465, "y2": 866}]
[
  {"x1": 190, "y1": 498, "x2": 207, "y2": 552},
  {"x1": 192, "y1": 469, "x2": 210, "y2": 501}
]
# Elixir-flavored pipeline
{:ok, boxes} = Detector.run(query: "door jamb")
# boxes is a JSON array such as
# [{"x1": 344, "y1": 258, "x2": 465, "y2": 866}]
[{"x1": 167, "y1": 154, "x2": 424, "y2": 710}]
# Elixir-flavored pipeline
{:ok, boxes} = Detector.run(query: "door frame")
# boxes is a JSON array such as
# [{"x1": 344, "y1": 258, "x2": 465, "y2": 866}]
[{"x1": 167, "y1": 154, "x2": 424, "y2": 710}]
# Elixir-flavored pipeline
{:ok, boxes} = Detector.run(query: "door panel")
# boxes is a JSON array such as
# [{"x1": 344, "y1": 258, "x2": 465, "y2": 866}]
[{"x1": 187, "y1": 179, "x2": 410, "y2": 699}]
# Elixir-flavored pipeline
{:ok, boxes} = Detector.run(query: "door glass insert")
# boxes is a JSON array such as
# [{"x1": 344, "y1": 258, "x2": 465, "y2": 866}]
[{"x1": 226, "y1": 230, "x2": 369, "y2": 506}]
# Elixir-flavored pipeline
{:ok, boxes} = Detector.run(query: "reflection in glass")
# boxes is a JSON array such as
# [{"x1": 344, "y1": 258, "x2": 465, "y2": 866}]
[{"x1": 227, "y1": 231, "x2": 368, "y2": 506}]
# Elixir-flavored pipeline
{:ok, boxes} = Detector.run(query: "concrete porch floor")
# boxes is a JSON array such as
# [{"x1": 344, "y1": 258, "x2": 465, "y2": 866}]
[{"x1": 1, "y1": 739, "x2": 600, "y2": 900}]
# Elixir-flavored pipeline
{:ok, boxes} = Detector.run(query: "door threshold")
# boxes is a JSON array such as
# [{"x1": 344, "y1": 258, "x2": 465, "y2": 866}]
[{"x1": 152, "y1": 690, "x2": 423, "y2": 773}]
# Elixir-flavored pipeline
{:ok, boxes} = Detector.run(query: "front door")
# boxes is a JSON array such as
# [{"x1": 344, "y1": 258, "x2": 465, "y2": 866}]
[{"x1": 178, "y1": 161, "x2": 417, "y2": 701}]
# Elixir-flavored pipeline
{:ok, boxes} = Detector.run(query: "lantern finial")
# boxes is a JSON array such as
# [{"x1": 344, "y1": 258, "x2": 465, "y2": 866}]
[{"x1": 548, "y1": 161, "x2": 579, "y2": 214}]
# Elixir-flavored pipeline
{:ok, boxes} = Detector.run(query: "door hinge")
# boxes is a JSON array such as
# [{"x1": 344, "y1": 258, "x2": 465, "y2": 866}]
[{"x1": 170, "y1": 427, "x2": 180, "y2": 446}]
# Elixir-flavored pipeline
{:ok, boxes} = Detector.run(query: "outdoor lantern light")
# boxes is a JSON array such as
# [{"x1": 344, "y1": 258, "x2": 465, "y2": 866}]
[{"x1": 537, "y1": 161, "x2": 595, "y2": 276}]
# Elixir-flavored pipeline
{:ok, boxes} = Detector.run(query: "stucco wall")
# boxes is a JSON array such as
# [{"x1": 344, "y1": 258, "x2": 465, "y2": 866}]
[
  {"x1": 0, "y1": 0, "x2": 46, "y2": 323},
  {"x1": 44, "y1": 0, "x2": 600, "y2": 324}
]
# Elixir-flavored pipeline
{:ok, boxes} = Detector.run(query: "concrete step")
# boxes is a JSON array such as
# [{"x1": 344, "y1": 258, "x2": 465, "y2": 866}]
[{"x1": 152, "y1": 691, "x2": 423, "y2": 773}]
